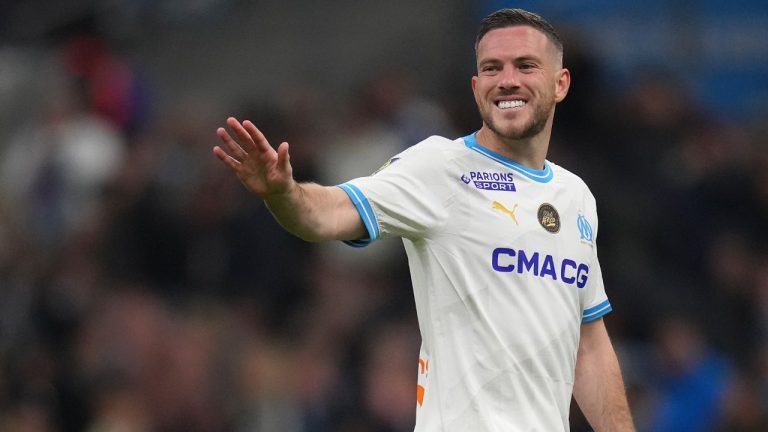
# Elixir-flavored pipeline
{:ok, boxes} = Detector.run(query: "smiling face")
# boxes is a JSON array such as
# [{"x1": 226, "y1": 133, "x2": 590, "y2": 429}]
[{"x1": 472, "y1": 26, "x2": 570, "y2": 143}]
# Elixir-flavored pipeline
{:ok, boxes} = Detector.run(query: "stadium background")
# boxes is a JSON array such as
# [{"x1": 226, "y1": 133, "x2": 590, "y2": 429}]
[{"x1": 0, "y1": 0, "x2": 767, "y2": 430}]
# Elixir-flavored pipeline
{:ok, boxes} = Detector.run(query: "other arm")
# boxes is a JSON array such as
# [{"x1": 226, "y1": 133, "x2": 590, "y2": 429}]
[
  {"x1": 573, "y1": 318, "x2": 635, "y2": 431},
  {"x1": 213, "y1": 117, "x2": 366, "y2": 242}
]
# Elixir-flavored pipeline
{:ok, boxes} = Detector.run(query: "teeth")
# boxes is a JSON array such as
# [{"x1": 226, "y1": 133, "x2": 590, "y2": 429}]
[{"x1": 498, "y1": 100, "x2": 526, "y2": 109}]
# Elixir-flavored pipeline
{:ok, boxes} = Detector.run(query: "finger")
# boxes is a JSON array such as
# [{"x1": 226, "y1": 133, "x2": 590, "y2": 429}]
[
  {"x1": 242, "y1": 120, "x2": 274, "y2": 154},
  {"x1": 226, "y1": 117, "x2": 261, "y2": 153},
  {"x1": 212, "y1": 146, "x2": 242, "y2": 171},
  {"x1": 276, "y1": 141, "x2": 291, "y2": 174},
  {"x1": 217, "y1": 127, "x2": 248, "y2": 160}
]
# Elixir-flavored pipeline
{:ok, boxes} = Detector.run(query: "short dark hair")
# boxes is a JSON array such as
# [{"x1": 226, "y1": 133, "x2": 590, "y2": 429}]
[{"x1": 475, "y1": 8, "x2": 563, "y2": 59}]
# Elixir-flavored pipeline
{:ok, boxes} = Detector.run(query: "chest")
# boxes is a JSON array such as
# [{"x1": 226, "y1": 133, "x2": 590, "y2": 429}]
[{"x1": 450, "y1": 169, "x2": 596, "y2": 270}]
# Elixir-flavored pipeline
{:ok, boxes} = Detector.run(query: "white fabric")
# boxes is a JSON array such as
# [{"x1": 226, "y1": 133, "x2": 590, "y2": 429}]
[{"x1": 339, "y1": 133, "x2": 611, "y2": 432}]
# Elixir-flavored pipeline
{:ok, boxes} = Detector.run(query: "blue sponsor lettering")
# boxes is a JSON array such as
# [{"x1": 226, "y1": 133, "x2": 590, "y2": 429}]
[
  {"x1": 540, "y1": 255, "x2": 557, "y2": 280},
  {"x1": 517, "y1": 250, "x2": 539, "y2": 276},
  {"x1": 576, "y1": 264, "x2": 589, "y2": 288},
  {"x1": 492, "y1": 248, "x2": 589, "y2": 288},
  {"x1": 473, "y1": 181, "x2": 516, "y2": 191},
  {"x1": 561, "y1": 259, "x2": 577, "y2": 284},
  {"x1": 492, "y1": 248, "x2": 515, "y2": 272},
  {"x1": 466, "y1": 172, "x2": 516, "y2": 192}
]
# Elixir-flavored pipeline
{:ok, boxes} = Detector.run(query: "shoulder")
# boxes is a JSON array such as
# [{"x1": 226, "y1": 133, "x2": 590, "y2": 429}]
[
  {"x1": 389, "y1": 135, "x2": 467, "y2": 169},
  {"x1": 550, "y1": 162, "x2": 597, "y2": 205},
  {"x1": 549, "y1": 161, "x2": 585, "y2": 186},
  {"x1": 403, "y1": 135, "x2": 464, "y2": 155}
]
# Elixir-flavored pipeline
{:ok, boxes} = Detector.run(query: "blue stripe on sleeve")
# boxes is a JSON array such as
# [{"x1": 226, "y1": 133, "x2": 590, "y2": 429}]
[
  {"x1": 582, "y1": 299, "x2": 612, "y2": 323},
  {"x1": 337, "y1": 183, "x2": 380, "y2": 247}
]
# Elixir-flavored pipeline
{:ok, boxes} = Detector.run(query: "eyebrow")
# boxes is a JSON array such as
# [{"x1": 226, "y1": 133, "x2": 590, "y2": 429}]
[
  {"x1": 515, "y1": 55, "x2": 543, "y2": 63},
  {"x1": 478, "y1": 54, "x2": 544, "y2": 67}
]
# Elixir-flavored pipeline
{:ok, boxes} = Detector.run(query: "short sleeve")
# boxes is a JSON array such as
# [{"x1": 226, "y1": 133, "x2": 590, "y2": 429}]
[
  {"x1": 337, "y1": 137, "x2": 458, "y2": 247},
  {"x1": 580, "y1": 258, "x2": 612, "y2": 323},
  {"x1": 579, "y1": 192, "x2": 612, "y2": 323}
]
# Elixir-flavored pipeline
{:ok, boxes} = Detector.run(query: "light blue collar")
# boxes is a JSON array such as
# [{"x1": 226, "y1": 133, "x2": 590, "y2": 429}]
[{"x1": 463, "y1": 133, "x2": 553, "y2": 183}]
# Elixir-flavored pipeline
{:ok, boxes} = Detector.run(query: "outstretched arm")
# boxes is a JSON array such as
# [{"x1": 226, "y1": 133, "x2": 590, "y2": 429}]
[
  {"x1": 213, "y1": 117, "x2": 366, "y2": 242},
  {"x1": 573, "y1": 318, "x2": 635, "y2": 431}
]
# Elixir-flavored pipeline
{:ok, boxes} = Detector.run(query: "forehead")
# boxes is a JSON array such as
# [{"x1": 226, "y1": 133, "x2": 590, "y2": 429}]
[{"x1": 477, "y1": 26, "x2": 555, "y2": 61}]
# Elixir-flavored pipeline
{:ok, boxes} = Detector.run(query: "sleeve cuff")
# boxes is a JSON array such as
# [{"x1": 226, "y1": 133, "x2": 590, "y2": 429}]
[
  {"x1": 337, "y1": 183, "x2": 380, "y2": 248},
  {"x1": 582, "y1": 299, "x2": 612, "y2": 323}
]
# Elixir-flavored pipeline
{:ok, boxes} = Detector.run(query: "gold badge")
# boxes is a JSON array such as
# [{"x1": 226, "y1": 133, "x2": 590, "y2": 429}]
[{"x1": 537, "y1": 203, "x2": 560, "y2": 233}]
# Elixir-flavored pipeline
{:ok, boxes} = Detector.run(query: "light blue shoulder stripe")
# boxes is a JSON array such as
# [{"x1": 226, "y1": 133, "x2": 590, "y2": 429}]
[
  {"x1": 463, "y1": 133, "x2": 553, "y2": 183},
  {"x1": 582, "y1": 299, "x2": 612, "y2": 323},
  {"x1": 337, "y1": 183, "x2": 379, "y2": 248}
]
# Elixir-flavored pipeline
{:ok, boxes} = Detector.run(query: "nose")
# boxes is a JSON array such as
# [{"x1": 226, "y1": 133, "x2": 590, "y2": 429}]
[{"x1": 498, "y1": 67, "x2": 521, "y2": 90}]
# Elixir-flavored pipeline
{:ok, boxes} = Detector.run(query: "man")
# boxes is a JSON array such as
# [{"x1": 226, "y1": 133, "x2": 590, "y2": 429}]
[{"x1": 213, "y1": 8, "x2": 635, "y2": 432}]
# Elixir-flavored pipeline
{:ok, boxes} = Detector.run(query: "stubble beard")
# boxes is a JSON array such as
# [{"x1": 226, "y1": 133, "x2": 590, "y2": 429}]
[{"x1": 481, "y1": 98, "x2": 553, "y2": 141}]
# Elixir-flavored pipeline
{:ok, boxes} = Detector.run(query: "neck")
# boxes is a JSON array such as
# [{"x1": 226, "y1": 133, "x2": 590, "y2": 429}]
[{"x1": 475, "y1": 125, "x2": 551, "y2": 170}]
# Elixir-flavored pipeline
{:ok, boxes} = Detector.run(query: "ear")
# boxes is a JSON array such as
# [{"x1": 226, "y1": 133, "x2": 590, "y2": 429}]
[
  {"x1": 471, "y1": 74, "x2": 481, "y2": 103},
  {"x1": 554, "y1": 68, "x2": 571, "y2": 103}
]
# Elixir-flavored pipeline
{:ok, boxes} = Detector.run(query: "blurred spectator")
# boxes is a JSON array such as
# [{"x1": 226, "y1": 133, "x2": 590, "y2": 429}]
[
  {"x1": 718, "y1": 371, "x2": 768, "y2": 432},
  {"x1": 60, "y1": 34, "x2": 150, "y2": 135},
  {"x1": 360, "y1": 321, "x2": 420, "y2": 432},
  {"x1": 0, "y1": 2, "x2": 767, "y2": 431},
  {"x1": 314, "y1": 72, "x2": 424, "y2": 272},
  {"x1": 0, "y1": 76, "x2": 125, "y2": 251},
  {"x1": 647, "y1": 315, "x2": 733, "y2": 432}
]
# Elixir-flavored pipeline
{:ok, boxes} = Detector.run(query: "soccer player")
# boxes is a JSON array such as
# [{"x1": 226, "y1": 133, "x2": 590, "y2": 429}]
[{"x1": 213, "y1": 8, "x2": 635, "y2": 432}]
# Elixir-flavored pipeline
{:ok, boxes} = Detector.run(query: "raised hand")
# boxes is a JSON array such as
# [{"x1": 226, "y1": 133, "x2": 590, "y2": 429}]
[{"x1": 213, "y1": 117, "x2": 294, "y2": 199}]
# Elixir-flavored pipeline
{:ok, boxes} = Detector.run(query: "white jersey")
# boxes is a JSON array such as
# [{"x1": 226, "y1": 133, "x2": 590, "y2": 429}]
[{"x1": 338, "y1": 133, "x2": 612, "y2": 432}]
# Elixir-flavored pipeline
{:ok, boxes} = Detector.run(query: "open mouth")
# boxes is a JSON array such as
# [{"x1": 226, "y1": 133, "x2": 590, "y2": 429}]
[{"x1": 496, "y1": 100, "x2": 527, "y2": 109}]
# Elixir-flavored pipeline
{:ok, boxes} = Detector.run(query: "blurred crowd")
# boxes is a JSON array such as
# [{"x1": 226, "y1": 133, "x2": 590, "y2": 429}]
[{"x1": 1, "y1": 4, "x2": 768, "y2": 432}]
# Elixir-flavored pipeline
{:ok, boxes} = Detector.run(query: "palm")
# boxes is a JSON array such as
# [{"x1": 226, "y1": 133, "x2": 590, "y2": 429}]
[{"x1": 213, "y1": 117, "x2": 293, "y2": 199}]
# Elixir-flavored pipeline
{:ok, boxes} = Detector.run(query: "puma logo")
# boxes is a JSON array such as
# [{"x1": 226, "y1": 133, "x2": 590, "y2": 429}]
[{"x1": 492, "y1": 201, "x2": 518, "y2": 225}]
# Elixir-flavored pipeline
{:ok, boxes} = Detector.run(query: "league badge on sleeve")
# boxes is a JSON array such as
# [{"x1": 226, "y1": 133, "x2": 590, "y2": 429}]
[{"x1": 372, "y1": 157, "x2": 400, "y2": 175}]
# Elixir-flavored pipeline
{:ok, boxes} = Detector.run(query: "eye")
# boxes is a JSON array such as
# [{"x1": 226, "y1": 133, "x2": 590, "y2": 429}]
[{"x1": 481, "y1": 65, "x2": 499, "y2": 73}]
